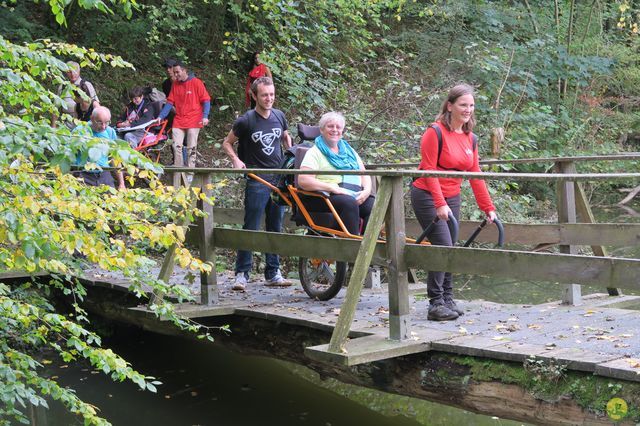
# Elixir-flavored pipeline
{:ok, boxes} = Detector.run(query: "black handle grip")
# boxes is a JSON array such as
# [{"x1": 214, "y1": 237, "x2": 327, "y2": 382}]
[
  {"x1": 494, "y1": 217, "x2": 505, "y2": 247},
  {"x1": 463, "y1": 217, "x2": 505, "y2": 248},
  {"x1": 415, "y1": 212, "x2": 458, "y2": 245},
  {"x1": 463, "y1": 219, "x2": 487, "y2": 247},
  {"x1": 447, "y1": 212, "x2": 459, "y2": 244}
]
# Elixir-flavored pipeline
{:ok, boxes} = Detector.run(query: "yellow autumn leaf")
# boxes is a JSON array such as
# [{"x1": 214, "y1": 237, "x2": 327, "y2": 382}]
[
  {"x1": 175, "y1": 226, "x2": 185, "y2": 241},
  {"x1": 177, "y1": 253, "x2": 190, "y2": 268}
]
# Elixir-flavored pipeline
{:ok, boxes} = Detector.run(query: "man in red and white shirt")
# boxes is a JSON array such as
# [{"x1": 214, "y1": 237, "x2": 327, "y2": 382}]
[{"x1": 158, "y1": 61, "x2": 211, "y2": 170}]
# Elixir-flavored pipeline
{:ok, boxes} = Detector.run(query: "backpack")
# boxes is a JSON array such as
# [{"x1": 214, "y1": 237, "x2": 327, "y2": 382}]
[
  {"x1": 76, "y1": 78, "x2": 96, "y2": 102},
  {"x1": 417, "y1": 123, "x2": 478, "y2": 173},
  {"x1": 148, "y1": 87, "x2": 166, "y2": 103},
  {"x1": 143, "y1": 86, "x2": 167, "y2": 103},
  {"x1": 79, "y1": 78, "x2": 91, "y2": 95},
  {"x1": 270, "y1": 142, "x2": 312, "y2": 206}
]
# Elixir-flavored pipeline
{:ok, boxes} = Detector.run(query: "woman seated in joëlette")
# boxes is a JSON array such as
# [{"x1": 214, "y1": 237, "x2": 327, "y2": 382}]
[{"x1": 298, "y1": 111, "x2": 374, "y2": 235}]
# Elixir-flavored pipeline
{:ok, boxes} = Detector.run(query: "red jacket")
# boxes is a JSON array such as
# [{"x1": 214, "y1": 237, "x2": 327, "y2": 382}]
[
  {"x1": 413, "y1": 122, "x2": 495, "y2": 213},
  {"x1": 167, "y1": 76, "x2": 211, "y2": 128}
]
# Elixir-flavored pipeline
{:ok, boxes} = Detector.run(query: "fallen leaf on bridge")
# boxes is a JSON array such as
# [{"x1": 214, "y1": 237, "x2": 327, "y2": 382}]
[
  {"x1": 593, "y1": 335, "x2": 616, "y2": 341},
  {"x1": 497, "y1": 324, "x2": 520, "y2": 333},
  {"x1": 458, "y1": 327, "x2": 468, "y2": 335},
  {"x1": 625, "y1": 359, "x2": 640, "y2": 368},
  {"x1": 376, "y1": 306, "x2": 389, "y2": 315},
  {"x1": 492, "y1": 336, "x2": 509, "y2": 341}
]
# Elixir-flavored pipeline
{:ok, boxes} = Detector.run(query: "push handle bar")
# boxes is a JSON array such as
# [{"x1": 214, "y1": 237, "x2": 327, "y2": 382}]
[
  {"x1": 463, "y1": 217, "x2": 505, "y2": 248},
  {"x1": 415, "y1": 212, "x2": 458, "y2": 245}
]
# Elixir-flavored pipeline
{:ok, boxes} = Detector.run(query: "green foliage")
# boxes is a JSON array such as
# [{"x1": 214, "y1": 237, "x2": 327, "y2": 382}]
[
  {"x1": 39, "y1": 0, "x2": 137, "y2": 26},
  {"x1": 144, "y1": 0, "x2": 199, "y2": 61},
  {"x1": 0, "y1": 4, "x2": 221, "y2": 425}
]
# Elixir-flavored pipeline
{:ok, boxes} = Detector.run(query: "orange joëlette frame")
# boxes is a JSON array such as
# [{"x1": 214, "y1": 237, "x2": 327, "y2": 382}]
[
  {"x1": 135, "y1": 119, "x2": 169, "y2": 162},
  {"x1": 247, "y1": 173, "x2": 360, "y2": 239},
  {"x1": 246, "y1": 173, "x2": 430, "y2": 245}
]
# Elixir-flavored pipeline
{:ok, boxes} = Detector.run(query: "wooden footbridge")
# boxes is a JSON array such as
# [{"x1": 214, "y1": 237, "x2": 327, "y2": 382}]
[
  {"x1": 71, "y1": 153, "x2": 636, "y2": 384},
  {"x1": 13, "y1": 154, "x2": 640, "y2": 390}
]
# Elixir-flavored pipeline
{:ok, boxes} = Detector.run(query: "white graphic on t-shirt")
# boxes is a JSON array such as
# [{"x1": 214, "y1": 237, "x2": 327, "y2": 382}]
[{"x1": 251, "y1": 128, "x2": 282, "y2": 156}]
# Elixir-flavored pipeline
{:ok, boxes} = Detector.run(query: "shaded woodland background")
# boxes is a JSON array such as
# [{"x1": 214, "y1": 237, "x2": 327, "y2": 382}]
[{"x1": 4, "y1": 0, "x2": 639, "y2": 169}]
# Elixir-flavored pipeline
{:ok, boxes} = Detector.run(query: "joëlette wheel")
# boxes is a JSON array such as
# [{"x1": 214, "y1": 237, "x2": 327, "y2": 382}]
[{"x1": 298, "y1": 257, "x2": 347, "y2": 301}]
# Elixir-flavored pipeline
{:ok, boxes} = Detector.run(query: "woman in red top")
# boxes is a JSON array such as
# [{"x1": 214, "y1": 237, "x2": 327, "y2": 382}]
[
  {"x1": 245, "y1": 51, "x2": 272, "y2": 109},
  {"x1": 411, "y1": 84, "x2": 498, "y2": 322}
]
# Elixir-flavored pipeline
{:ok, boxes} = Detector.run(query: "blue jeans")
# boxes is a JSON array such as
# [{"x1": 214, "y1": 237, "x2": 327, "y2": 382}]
[{"x1": 235, "y1": 178, "x2": 285, "y2": 279}]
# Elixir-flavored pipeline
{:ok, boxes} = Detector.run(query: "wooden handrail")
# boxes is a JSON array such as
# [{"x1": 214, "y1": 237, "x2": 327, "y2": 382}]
[
  {"x1": 163, "y1": 166, "x2": 640, "y2": 182},
  {"x1": 368, "y1": 152, "x2": 640, "y2": 168}
]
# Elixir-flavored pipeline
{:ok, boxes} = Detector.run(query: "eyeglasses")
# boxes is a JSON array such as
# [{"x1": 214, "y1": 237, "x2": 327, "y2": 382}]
[{"x1": 92, "y1": 120, "x2": 110, "y2": 126}]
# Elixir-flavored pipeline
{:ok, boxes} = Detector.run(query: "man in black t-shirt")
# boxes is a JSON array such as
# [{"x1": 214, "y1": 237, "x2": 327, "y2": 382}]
[{"x1": 222, "y1": 77, "x2": 292, "y2": 290}]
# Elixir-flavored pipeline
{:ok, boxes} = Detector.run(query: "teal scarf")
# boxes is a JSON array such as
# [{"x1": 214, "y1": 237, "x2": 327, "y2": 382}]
[{"x1": 314, "y1": 135, "x2": 360, "y2": 170}]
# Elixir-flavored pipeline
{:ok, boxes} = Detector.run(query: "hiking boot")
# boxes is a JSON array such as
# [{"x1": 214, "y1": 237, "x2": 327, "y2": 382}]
[
  {"x1": 444, "y1": 297, "x2": 464, "y2": 316},
  {"x1": 265, "y1": 270, "x2": 293, "y2": 287},
  {"x1": 232, "y1": 273, "x2": 247, "y2": 291},
  {"x1": 428, "y1": 303, "x2": 459, "y2": 321}
]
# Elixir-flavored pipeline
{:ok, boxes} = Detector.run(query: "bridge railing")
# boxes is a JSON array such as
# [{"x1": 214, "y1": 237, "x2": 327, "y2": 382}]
[{"x1": 158, "y1": 156, "x2": 640, "y2": 353}]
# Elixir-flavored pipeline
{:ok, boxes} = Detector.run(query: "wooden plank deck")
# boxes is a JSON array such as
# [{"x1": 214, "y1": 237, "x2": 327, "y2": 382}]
[
  {"x1": 6, "y1": 269, "x2": 640, "y2": 381},
  {"x1": 68, "y1": 268, "x2": 640, "y2": 381}
]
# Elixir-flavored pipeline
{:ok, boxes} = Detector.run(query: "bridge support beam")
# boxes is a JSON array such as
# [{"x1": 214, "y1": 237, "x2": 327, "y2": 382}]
[
  {"x1": 385, "y1": 176, "x2": 411, "y2": 340},
  {"x1": 328, "y1": 177, "x2": 392, "y2": 353},
  {"x1": 196, "y1": 173, "x2": 218, "y2": 305},
  {"x1": 573, "y1": 182, "x2": 621, "y2": 297},
  {"x1": 556, "y1": 160, "x2": 581, "y2": 305}
]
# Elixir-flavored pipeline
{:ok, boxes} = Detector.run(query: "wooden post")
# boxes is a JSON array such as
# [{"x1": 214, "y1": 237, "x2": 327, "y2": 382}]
[
  {"x1": 385, "y1": 177, "x2": 411, "y2": 340},
  {"x1": 151, "y1": 241, "x2": 178, "y2": 305},
  {"x1": 172, "y1": 169, "x2": 181, "y2": 189},
  {"x1": 328, "y1": 177, "x2": 392, "y2": 353},
  {"x1": 197, "y1": 173, "x2": 218, "y2": 304},
  {"x1": 363, "y1": 267, "x2": 381, "y2": 289},
  {"x1": 573, "y1": 182, "x2": 620, "y2": 296},
  {"x1": 171, "y1": 168, "x2": 189, "y2": 188},
  {"x1": 555, "y1": 161, "x2": 581, "y2": 305},
  {"x1": 150, "y1": 181, "x2": 199, "y2": 305}
]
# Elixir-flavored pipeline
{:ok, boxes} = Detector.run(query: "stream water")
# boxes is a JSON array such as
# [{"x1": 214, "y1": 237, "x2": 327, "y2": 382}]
[{"x1": 44, "y1": 327, "x2": 523, "y2": 426}]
